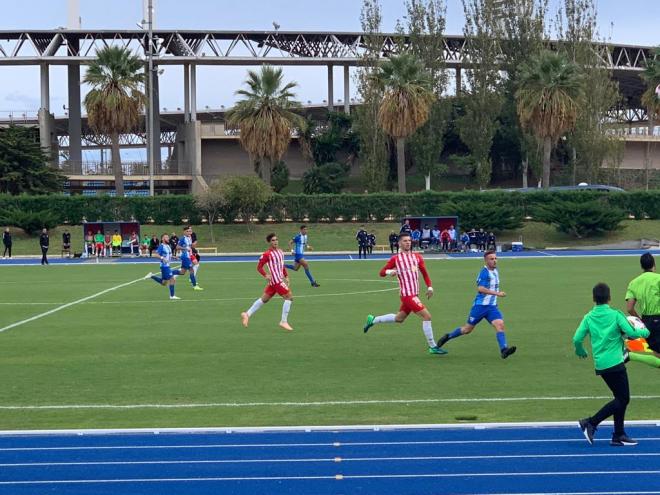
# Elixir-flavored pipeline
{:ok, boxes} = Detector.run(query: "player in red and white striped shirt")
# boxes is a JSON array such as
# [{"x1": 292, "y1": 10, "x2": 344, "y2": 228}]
[
  {"x1": 241, "y1": 233, "x2": 294, "y2": 331},
  {"x1": 363, "y1": 233, "x2": 447, "y2": 355}
]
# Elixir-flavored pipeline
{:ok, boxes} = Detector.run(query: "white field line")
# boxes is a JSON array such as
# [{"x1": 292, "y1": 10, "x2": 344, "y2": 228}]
[
  {"x1": 2, "y1": 470, "x2": 660, "y2": 485},
  {"x1": 0, "y1": 395, "x2": 659, "y2": 411},
  {"x1": 3, "y1": 452, "x2": 660, "y2": 468},
  {"x1": 0, "y1": 276, "x2": 146, "y2": 334}
]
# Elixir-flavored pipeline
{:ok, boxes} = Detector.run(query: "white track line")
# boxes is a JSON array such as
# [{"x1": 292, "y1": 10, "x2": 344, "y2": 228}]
[
  {"x1": 1, "y1": 395, "x2": 658, "y2": 411},
  {"x1": 2, "y1": 470, "x2": 660, "y2": 485},
  {"x1": 3, "y1": 452, "x2": 660, "y2": 468},
  {"x1": 0, "y1": 276, "x2": 146, "y2": 334}
]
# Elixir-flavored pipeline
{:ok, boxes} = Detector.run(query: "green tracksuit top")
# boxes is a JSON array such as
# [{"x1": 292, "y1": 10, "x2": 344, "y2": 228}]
[{"x1": 573, "y1": 304, "x2": 650, "y2": 371}]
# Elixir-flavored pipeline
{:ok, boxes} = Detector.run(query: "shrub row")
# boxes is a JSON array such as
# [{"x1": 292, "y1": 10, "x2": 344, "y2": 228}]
[{"x1": 0, "y1": 190, "x2": 658, "y2": 231}]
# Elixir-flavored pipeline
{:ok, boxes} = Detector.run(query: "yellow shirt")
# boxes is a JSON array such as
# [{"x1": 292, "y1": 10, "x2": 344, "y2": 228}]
[{"x1": 111, "y1": 234, "x2": 122, "y2": 246}]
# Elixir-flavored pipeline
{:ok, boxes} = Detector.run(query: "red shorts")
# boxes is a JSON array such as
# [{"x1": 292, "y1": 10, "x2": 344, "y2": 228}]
[
  {"x1": 265, "y1": 281, "x2": 291, "y2": 298},
  {"x1": 399, "y1": 295, "x2": 425, "y2": 314},
  {"x1": 96, "y1": 243, "x2": 104, "y2": 250}
]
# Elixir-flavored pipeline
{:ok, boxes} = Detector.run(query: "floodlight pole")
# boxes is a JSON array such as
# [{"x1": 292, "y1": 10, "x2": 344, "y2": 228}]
[{"x1": 147, "y1": 0, "x2": 155, "y2": 196}]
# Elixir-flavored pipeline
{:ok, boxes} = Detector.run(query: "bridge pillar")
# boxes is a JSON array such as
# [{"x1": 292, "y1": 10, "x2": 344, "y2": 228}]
[
  {"x1": 190, "y1": 64, "x2": 197, "y2": 122},
  {"x1": 343, "y1": 65, "x2": 350, "y2": 114},
  {"x1": 327, "y1": 64, "x2": 334, "y2": 111},
  {"x1": 455, "y1": 67, "x2": 462, "y2": 95},
  {"x1": 67, "y1": 63, "x2": 82, "y2": 167},
  {"x1": 183, "y1": 63, "x2": 190, "y2": 123},
  {"x1": 38, "y1": 64, "x2": 53, "y2": 155}
]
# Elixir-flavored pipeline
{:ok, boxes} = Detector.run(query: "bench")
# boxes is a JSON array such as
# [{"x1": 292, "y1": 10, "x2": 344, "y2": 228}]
[
  {"x1": 196, "y1": 247, "x2": 218, "y2": 255},
  {"x1": 374, "y1": 244, "x2": 389, "y2": 253}
]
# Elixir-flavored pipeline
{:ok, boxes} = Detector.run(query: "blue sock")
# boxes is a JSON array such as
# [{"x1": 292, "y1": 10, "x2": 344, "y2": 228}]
[
  {"x1": 169, "y1": 285, "x2": 175, "y2": 297},
  {"x1": 448, "y1": 327, "x2": 463, "y2": 340},
  {"x1": 151, "y1": 275, "x2": 162, "y2": 284},
  {"x1": 190, "y1": 273, "x2": 197, "y2": 286},
  {"x1": 304, "y1": 268, "x2": 315, "y2": 284},
  {"x1": 496, "y1": 332, "x2": 508, "y2": 350},
  {"x1": 172, "y1": 269, "x2": 181, "y2": 275},
  {"x1": 285, "y1": 264, "x2": 295, "y2": 270}
]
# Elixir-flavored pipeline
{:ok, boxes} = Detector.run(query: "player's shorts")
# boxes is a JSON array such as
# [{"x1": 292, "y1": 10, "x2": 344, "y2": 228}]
[
  {"x1": 191, "y1": 253, "x2": 198, "y2": 264},
  {"x1": 399, "y1": 295, "x2": 426, "y2": 314},
  {"x1": 294, "y1": 253, "x2": 304, "y2": 263},
  {"x1": 160, "y1": 266, "x2": 173, "y2": 281},
  {"x1": 467, "y1": 305, "x2": 503, "y2": 326},
  {"x1": 95, "y1": 243, "x2": 104, "y2": 251},
  {"x1": 265, "y1": 281, "x2": 291, "y2": 298},
  {"x1": 642, "y1": 315, "x2": 660, "y2": 352},
  {"x1": 180, "y1": 257, "x2": 193, "y2": 270}
]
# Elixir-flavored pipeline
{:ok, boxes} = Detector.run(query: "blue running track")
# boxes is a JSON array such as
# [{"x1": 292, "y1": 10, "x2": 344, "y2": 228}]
[{"x1": 1, "y1": 423, "x2": 659, "y2": 495}]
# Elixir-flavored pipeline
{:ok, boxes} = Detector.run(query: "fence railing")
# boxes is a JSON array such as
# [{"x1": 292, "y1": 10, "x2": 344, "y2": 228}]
[{"x1": 58, "y1": 161, "x2": 192, "y2": 176}]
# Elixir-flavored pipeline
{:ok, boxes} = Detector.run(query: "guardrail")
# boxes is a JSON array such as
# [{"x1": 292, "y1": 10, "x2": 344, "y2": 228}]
[{"x1": 58, "y1": 161, "x2": 193, "y2": 176}]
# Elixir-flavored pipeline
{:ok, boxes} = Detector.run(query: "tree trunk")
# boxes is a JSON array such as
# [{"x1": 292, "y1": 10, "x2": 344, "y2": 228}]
[
  {"x1": 111, "y1": 132, "x2": 124, "y2": 197},
  {"x1": 645, "y1": 114, "x2": 654, "y2": 191},
  {"x1": 396, "y1": 137, "x2": 406, "y2": 193},
  {"x1": 262, "y1": 157, "x2": 272, "y2": 186},
  {"x1": 542, "y1": 136, "x2": 552, "y2": 189},
  {"x1": 522, "y1": 156, "x2": 528, "y2": 188},
  {"x1": 571, "y1": 147, "x2": 577, "y2": 186},
  {"x1": 425, "y1": 174, "x2": 431, "y2": 191}
]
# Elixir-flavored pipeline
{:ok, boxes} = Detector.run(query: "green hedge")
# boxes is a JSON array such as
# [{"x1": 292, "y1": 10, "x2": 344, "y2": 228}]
[{"x1": 0, "y1": 191, "x2": 658, "y2": 232}]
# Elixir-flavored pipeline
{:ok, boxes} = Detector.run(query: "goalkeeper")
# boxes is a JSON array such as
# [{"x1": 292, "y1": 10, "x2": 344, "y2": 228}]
[{"x1": 574, "y1": 283, "x2": 649, "y2": 447}]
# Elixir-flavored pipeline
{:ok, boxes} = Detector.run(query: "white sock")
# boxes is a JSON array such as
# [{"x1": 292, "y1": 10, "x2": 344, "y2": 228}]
[
  {"x1": 246, "y1": 299, "x2": 264, "y2": 317},
  {"x1": 281, "y1": 300, "x2": 292, "y2": 322},
  {"x1": 423, "y1": 320, "x2": 436, "y2": 347},
  {"x1": 374, "y1": 314, "x2": 397, "y2": 324},
  {"x1": 193, "y1": 264, "x2": 199, "y2": 276}
]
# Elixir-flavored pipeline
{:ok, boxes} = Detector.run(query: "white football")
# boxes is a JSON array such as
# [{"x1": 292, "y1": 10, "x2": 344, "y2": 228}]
[{"x1": 627, "y1": 316, "x2": 647, "y2": 330}]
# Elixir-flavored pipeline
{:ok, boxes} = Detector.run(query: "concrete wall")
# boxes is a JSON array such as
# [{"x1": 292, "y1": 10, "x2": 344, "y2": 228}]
[{"x1": 619, "y1": 140, "x2": 660, "y2": 170}]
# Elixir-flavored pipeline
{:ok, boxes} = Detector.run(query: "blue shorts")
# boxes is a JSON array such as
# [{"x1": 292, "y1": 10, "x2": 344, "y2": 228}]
[
  {"x1": 294, "y1": 254, "x2": 305, "y2": 263},
  {"x1": 467, "y1": 305, "x2": 503, "y2": 326},
  {"x1": 160, "y1": 266, "x2": 173, "y2": 281},
  {"x1": 180, "y1": 257, "x2": 193, "y2": 270}
]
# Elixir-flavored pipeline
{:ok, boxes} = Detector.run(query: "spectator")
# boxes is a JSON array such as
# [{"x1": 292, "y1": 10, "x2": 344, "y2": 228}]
[
  {"x1": 448, "y1": 224, "x2": 457, "y2": 251},
  {"x1": 440, "y1": 228, "x2": 450, "y2": 252},
  {"x1": 356, "y1": 226, "x2": 369, "y2": 259},
  {"x1": 104, "y1": 231, "x2": 112, "y2": 257},
  {"x1": 169, "y1": 232, "x2": 179, "y2": 259},
  {"x1": 94, "y1": 230, "x2": 105, "y2": 258},
  {"x1": 39, "y1": 228, "x2": 49, "y2": 265},
  {"x1": 487, "y1": 231, "x2": 497, "y2": 251},
  {"x1": 468, "y1": 228, "x2": 477, "y2": 251},
  {"x1": 421, "y1": 224, "x2": 431, "y2": 250},
  {"x1": 2, "y1": 227, "x2": 11, "y2": 259},
  {"x1": 62, "y1": 230, "x2": 71, "y2": 258},
  {"x1": 111, "y1": 230, "x2": 122, "y2": 256},
  {"x1": 460, "y1": 231, "x2": 470, "y2": 252},
  {"x1": 190, "y1": 229, "x2": 201, "y2": 262},
  {"x1": 141, "y1": 234, "x2": 150, "y2": 256},
  {"x1": 477, "y1": 228, "x2": 487, "y2": 251},
  {"x1": 84, "y1": 229, "x2": 94, "y2": 257},
  {"x1": 149, "y1": 235, "x2": 159, "y2": 257},
  {"x1": 129, "y1": 231, "x2": 139, "y2": 256},
  {"x1": 400, "y1": 219, "x2": 412, "y2": 236},
  {"x1": 367, "y1": 232, "x2": 376, "y2": 255},
  {"x1": 431, "y1": 226, "x2": 441, "y2": 250},
  {"x1": 388, "y1": 231, "x2": 399, "y2": 254},
  {"x1": 411, "y1": 228, "x2": 421, "y2": 251}
]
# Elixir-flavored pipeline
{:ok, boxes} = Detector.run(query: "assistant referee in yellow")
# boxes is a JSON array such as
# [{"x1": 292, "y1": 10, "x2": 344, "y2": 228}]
[{"x1": 625, "y1": 253, "x2": 660, "y2": 364}]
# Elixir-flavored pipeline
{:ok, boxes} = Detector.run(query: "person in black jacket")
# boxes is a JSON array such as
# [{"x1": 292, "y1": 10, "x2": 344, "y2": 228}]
[
  {"x1": 149, "y1": 235, "x2": 159, "y2": 257},
  {"x1": 62, "y1": 230, "x2": 71, "y2": 258},
  {"x1": 39, "y1": 228, "x2": 49, "y2": 265},
  {"x1": 356, "y1": 226, "x2": 368, "y2": 259},
  {"x1": 389, "y1": 231, "x2": 399, "y2": 254},
  {"x1": 2, "y1": 228, "x2": 11, "y2": 259},
  {"x1": 367, "y1": 232, "x2": 376, "y2": 255}
]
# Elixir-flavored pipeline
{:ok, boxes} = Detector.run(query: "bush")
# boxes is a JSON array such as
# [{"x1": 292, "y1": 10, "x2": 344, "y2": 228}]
[
  {"x1": 302, "y1": 162, "x2": 349, "y2": 194},
  {"x1": 534, "y1": 199, "x2": 626, "y2": 238},
  {"x1": 0, "y1": 208, "x2": 62, "y2": 235},
  {"x1": 218, "y1": 176, "x2": 272, "y2": 227},
  {"x1": 271, "y1": 161, "x2": 290, "y2": 193}
]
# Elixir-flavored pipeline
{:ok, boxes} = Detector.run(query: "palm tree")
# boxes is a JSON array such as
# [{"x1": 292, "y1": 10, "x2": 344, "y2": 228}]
[
  {"x1": 226, "y1": 66, "x2": 302, "y2": 185},
  {"x1": 375, "y1": 53, "x2": 435, "y2": 193},
  {"x1": 640, "y1": 47, "x2": 660, "y2": 190},
  {"x1": 516, "y1": 50, "x2": 583, "y2": 188},
  {"x1": 83, "y1": 46, "x2": 145, "y2": 197}
]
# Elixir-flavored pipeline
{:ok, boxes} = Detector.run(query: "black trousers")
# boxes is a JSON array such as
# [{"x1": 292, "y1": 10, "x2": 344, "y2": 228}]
[
  {"x1": 358, "y1": 244, "x2": 367, "y2": 259},
  {"x1": 642, "y1": 315, "x2": 660, "y2": 353},
  {"x1": 390, "y1": 243, "x2": 398, "y2": 254},
  {"x1": 41, "y1": 246, "x2": 49, "y2": 265},
  {"x1": 2, "y1": 244, "x2": 10, "y2": 257},
  {"x1": 590, "y1": 367, "x2": 630, "y2": 436}
]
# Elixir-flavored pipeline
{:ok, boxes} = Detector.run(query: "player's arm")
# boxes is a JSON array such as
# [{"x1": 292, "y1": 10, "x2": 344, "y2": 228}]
[
  {"x1": 379, "y1": 257, "x2": 397, "y2": 277},
  {"x1": 477, "y1": 286, "x2": 506, "y2": 297},
  {"x1": 572, "y1": 316, "x2": 590, "y2": 358},
  {"x1": 283, "y1": 265, "x2": 289, "y2": 284},
  {"x1": 617, "y1": 311, "x2": 650, "y2": 340},
  {"x1": 289, "y1": 238, "x2": 294, "y2": 250},
  {"x1": 417, "y1": 256, "x2": 434, "y2": 298},
  {"x1": 626, "y1": 298, "x2": 639, "y2": 318},
  {"x1": 256, "y1": 254, "x2": 271, "y2": 281}
]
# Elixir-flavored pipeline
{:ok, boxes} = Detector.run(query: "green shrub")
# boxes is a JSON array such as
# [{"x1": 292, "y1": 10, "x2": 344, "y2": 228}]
[
  {"x1": 0, "y1": 208, "x2": 62, "y2": 235},
  {"x1": 302, "y1": 163, "x2": 349, "y2": 194},
  {"x1": 534, "y1": 199, "x2": 626, "y2": 238},
  {"x1": 271, "y1": 161, "x2": 290, "y2": 193}
]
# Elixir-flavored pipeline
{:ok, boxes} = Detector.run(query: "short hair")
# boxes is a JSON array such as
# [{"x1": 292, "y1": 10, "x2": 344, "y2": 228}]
[
  {"x1": 266, "y1": 233, "x2": 277, "y2": 242},
  {"x1": 184, "y1": 226, "x2": 192, "y2": 231},
  {"x1": 484, "y1": 250, "x2": 496, "y2": 258},
  {"x1": 593, "y1": 283, "x2": 610, "y2": 305},
  {"x1": 300, "y1": 224, "x2": 307, "y2": 230},
  {"x1": 399, "y1": 232, "x2": 411, "y2": 240},
  {"x1": 640, "y1": 253, "x2": 655, "y2": 271}
]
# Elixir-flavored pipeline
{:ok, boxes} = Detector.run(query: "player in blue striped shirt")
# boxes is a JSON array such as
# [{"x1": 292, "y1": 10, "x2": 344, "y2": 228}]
[
  {"x1": 437, "y1": 250, "x2": 517, "y2": 359},
  {"x1": 285, "y1": 225, "x2": 320, "y2": 287},
  {"x1": 177, "y1": 226, "x2": 203, "y2": 291},
  {"x1": 145, "y1": 234, "x2": 181, "y2": 300}
]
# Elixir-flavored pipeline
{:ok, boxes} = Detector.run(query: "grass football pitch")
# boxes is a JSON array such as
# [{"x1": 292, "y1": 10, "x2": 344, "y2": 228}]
[{"x1": 0, "y1": 255, "x2": 658, "y2": 430}]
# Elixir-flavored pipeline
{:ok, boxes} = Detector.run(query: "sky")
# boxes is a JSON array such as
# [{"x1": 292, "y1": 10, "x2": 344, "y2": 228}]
[{"x1": 0, "y1": 0, "x2": 658, "y2": 120}]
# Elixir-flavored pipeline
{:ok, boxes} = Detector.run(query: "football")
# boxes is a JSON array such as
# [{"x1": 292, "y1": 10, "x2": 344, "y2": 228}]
[{"x1": 626, "y1": 316, "x2": 647, "y2": 331}]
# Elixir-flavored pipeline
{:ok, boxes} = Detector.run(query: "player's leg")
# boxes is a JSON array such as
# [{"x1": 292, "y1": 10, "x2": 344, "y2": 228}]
[
  {"x1": 437, "y1": 307, "x2": 483, "y2": 348},
  {"x1": 167, "y1": 277, "x2": 180, "y2": 299},
  {"x1": 279, "y1": 290, "x2": 294, "y2": 331},
  {"x1": 242, "y1": 289, "x2": 273, "y2": 327},
  {"x1": 489, "y1": 309, "x2": 516, "y2": 358},
  {"x1": 298, "y1": 258, "x2": 319, "y2": 287},
  {"x1": 364, "y1": 305, "x2": 409, "y2": 333},
  {"x1": 415, "y1": 307, "x2": 448, "y2": 355}
]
